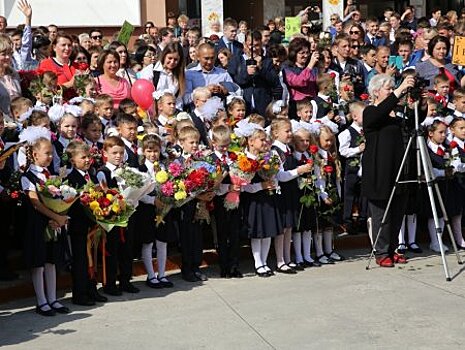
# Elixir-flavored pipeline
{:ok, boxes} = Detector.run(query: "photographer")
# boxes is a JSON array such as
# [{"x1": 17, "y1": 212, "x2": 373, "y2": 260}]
[{"x1": 361, "y1": 73, "x2": 415, "y2": 267}]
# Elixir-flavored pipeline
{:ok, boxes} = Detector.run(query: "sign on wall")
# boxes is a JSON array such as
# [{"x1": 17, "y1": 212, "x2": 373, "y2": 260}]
[{"x1": 201, "y1": 0, "x2": 224, "y2": 37}]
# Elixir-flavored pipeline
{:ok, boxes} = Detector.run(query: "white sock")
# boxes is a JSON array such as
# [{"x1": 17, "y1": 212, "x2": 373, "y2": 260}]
[
  {"x1": 293, "y1": 232, "x2": 303, "y2": 263},
  {"x1": 261, "y1": 238, "x2": 271, "y2": 268},
  {"x1": 283, "y1": 228, "x2": 292, "y2": 264},
  {"x1": 407, "y1": 214, "x2": 417, "y2": 244},
  {"x1": 274, "y1": 234, "x2": 285, "y2": 266},
  {"x1": 251, "y1": 238, "x2": 263, "y2": 269},
  {"x1": 156, "y1": 240, "x2": 167, "y2": 277},
  {"x1": 302, "y1": 230, "x2": 312, "y2": 261},
  {"x1": 314, "y1": 232, "x2": 324, "y2": 257},
  {"x1": 44, "y1": 263, "x2": 60, "y2": 306},
  {"x1": 141, "y1": 243, "x2": 156, "y2": 280},
  {"x1": 31, "y1": 267, "x2": 48, "y2": 308},
  {"x1": 398, "y1": 216, "x2": 406, "y2": 245},
  {"x1": 323, "y1": 228, "x2": 333, "y2": 254},
  {"x1": 428, "y1": 218, "x2": 444, "y2": 246},
  {"x1": 451, "y1": 215, "x2": 465, "y2": 246}
]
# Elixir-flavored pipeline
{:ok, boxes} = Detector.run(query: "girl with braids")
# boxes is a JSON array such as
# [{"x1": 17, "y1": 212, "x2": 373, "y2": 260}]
[{"x1": 20, "y1": 127, "x2": 70, "y2": 316}]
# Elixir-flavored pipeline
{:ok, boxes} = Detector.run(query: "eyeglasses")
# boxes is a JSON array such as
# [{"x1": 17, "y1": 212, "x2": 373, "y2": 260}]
[
  {"x1": 351, "y1": 45, "x2": 360, "y2": 49},
  {"x1": 349, "y1": 31, "x2": 360, "y2": 35},
  {"x1": 91, "y1": 35, "x2": 103, "y2": 40},
  {"x1": 144, "y1": 53, "x2": 155, "y2": 58},
  {"x1": 75, "y1": 56, "x2": 87, "y2": 61}
]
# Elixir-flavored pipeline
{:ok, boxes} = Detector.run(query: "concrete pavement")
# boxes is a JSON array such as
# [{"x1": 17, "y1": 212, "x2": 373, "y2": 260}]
[{"x1": 1, "y1": 249, "x2": 465, "y2": 350}]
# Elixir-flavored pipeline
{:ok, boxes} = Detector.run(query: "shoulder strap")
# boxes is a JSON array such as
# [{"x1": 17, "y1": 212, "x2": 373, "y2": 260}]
[{"x1": 152, "y1": 70, "x2": 161, "y2": 89}]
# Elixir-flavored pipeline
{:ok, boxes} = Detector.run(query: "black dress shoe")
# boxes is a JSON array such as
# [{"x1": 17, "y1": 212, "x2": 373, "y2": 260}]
[
  {"x1": 120, "y1": 282, "x2": 140, "y2": 293},
  {"x1": 407, "y1": 242, "x2": 423, "y2": 253},
  {"x1": 50, "y1": 301, "x2": 71, "y2": 314},
  {"x1": 146, "y1": 277, "x2": 163, "y2": 289},
  {"x1": 158, "y1": 276, "x2": 174, "y2": 288},
  {"x1": 72, "y1": 297, "x2": 96, "y2": 306},
  {"x1": 276, "y1": 264, "x2": 297, "y2": 274},
  {"x1": 36, "y1": 303, "x2": 55, "y2": 317},
  {"x1": 103, "y1": 285, "x2": 123, "y2": 296},
  {"x1": 182, "y1": 272, "x2": 198, "y2": 282},
  {"x1": 91, "y1": 291, "x2": 108, "y2": 303},
  {"x1": 255, "y1": 266, "x2": 269, "y2": 278},
  {"x1": 289, "y1": 262, "x2": 304, "y2": 271},
  {"x1": 230, "y1": 268, "x2": 243, "y2": 278},
  {"x1": 194, "y1": 271, "x2": 208, "y2": 281}
]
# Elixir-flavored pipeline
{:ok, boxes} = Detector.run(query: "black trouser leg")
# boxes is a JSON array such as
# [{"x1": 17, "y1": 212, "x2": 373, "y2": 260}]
[
  {"x1": 118, "y1": 221, "x2": 134, "y2": 284},
  {"x1": 343, "y1": 174, "x2": 357, "y2": 224},
  {"x1": 70, "y1": 230, "x2": 89, "y2": 299},
  {"x1": 105, "y1": 229, "x2": 119, "y2": 286}
]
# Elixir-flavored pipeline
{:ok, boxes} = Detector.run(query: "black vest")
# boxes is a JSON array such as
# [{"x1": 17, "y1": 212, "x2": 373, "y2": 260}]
[
  {"x1": 97, "y1": 166, "x2": 118, "y2": 188},
  {"x1": 313, "y1": 96, "x2": 332, "y2": 120},
  {"x1": 190, "y1": 112, "x2": 210, "y2": 146},
  {"x1": 124, "y1": 144, "x2": 139, "y2": 168}
]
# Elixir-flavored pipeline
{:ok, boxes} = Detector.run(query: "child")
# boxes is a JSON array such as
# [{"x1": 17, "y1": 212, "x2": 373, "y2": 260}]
[
  {"x1": 80, "y1": 113, "x2": 104, "y2": 174},
  {"x1": 136, "y1": 134, "x2": 175, "y2": 288},
  {"x1": 65, "y1": 141, "x2": 107, "y2": 305},
  {"x1": 211, "y1": 125, "x2": 243, "y2": 278},
  {"x1": 314, "y1": 124, "x2": 344, "y2": 264},
  {"x1": 338, "y1": 102, "x2": 367, "y2": 234},
  {"x1": 446, "y1": 118, "x2": 465, "y2": 251},
  {"x1": 190, "y1": 87, "x2": 212, "y2": 146},
  {"x1": 94, "y1": 94, "x2": 114, "y2": 135},
  {"x1": 52, "y1": 112, "x2": 80, "y2": 173},
  {"x1": 177, "y1": 126, "x2": 210, "y2": 282},
  {"x1": 21, "y1": 132, "x2": 70, "y2": 316},
  {"x1": 11, "y1": 96, "x2": 33, "y2": 125},
  {"x1": 73, "y1": 74, "x2": 97, "y2": 99},
  {"x1": 97, "y1": 136, "x2": 139, "y2": 295},
  {"x1": 292, "y1": 126, "x2": 320, "y2": 268},
  {"x1": 240, "y1": 123, "x2": 281, "y2": 277},
  {"x1": 154, "y1": 93, "x2": 177, "y2": 137},
  {"x1": 311, "y1": 73, "x2": 342, "y2": 128},
  {"x1": 296, "y1": 99, "x2": 313, "y2": 126},
  {"x1": 115, "y1": 113, "x2": 139, "y2": 168},
  {"x1": 270, "y1": 118, "x2": 313, "y2": 273},
  {"x1": 227, "y1": 97, "x2": 246, "y2": 126},
  {"x1": 264, "y1": 100, "x2": 288, "y2": 124}
]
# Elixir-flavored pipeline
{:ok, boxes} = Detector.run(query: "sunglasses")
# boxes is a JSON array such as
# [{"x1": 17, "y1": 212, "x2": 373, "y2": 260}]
[
  {"x1": 91, "y1": 35, "x2": 102, "y2": 40},
  {"x1": 330, "y1": 18, "x2": 337, "y2": 21},
  {"x1": 349, "y1": 31, "x2": 360, "y2": 35},
  {"x1": 351, "y1": 45, "x2": 360, "y2": 49}
]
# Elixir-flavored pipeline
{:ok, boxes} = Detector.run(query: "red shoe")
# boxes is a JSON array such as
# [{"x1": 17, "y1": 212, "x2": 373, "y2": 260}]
[
  {"x1": 393, "y1": 253, "x2": 408, "y2": 264},
  {"x1": 375, "y1": 256, "x2": 394, "y2": 267}
]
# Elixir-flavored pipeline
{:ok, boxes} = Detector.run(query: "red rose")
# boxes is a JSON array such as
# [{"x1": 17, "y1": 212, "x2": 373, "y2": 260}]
[
  {"x1": 324, "y1": 165, "x2": 333, "y2": 174},
  {"x1": 309, "y1": 145, "x2": 319, "y2": 154},
  {"x1": 360, "y1": 93, "x2": 369, "y2": 101},
  {"x1": 449, "y1": 141, "x2": 458, "y2": 149},
  {"x1": 306, "y1": 159, "x2": 313, "y2": 166},
  {"x1": 343, "y1": 85, "x2": 351, "y2": 92},
  {"x1": 228, "y1": 152, "x2": 238, "y2": 161},
  {"x1": 10, "y1": 191, "x2": 19, "y2": 199},
  {"x1": 329, "y1": 72, "x2": 336, "y2": 79}
]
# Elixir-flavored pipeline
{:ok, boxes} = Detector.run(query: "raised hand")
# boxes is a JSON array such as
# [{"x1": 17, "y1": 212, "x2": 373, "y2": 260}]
[{"x1": 17, "y1": 0, "x2": 32, "y2": 26}]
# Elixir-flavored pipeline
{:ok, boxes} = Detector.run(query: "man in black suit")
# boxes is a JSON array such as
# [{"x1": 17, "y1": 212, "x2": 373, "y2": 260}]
[{"x1": 216, "y1": 18, "x2": 243, "y2": 58}]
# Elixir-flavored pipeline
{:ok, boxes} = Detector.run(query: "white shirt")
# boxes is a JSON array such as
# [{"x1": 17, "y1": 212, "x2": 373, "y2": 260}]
[
  {"x1": 21, "y1": 164, "x2": 48, "y2": 192},
  {"x1": 96, "y1": 162, "x2": 119, "y2": 186},
  {"x1": 427, "y1": 139, "x2": 446, "y2": 178},
  {"x1": 338, "y1": 123, "x2": 363, "y2": 158},
  {"x1": 450, "y1": 137, "x2": 465, "y2": 173}
]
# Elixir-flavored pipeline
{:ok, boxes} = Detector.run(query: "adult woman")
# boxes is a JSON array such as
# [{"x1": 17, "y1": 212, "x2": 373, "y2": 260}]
[
  {"x1": 318, "y1": 48, "x2": 340, "y2": 88},
  {"x1": 95, "y1": 49, "x2": 131, "y2": 108},
  {"x1": 362, "y1": 74, "x2": 415, "y2": 267},
  {"x1": 186, "y1": 45, "x2": 198, "y2": 69},
  {"x1": 70, "y1": 46, "x2": 90, "y2": 68},
  {"x1": 38, "y1": 33, "x2": 76, "y2": 88},
  {"x1": 346, "y1": 23, "x2": 365, "y2": 46},
  {"x1": 137, "y1": 43, "x2": 185, "y2": 110},
  {"x1": 88, "y1": 46, "x2": 102, "y2": 77},
  {"x1": 217, "y1": 48, "x2": 232, "y2": 70},
  {"x1": 134, "y1": 45, "x2": 157, "y2": 69},
  {"x1": 78, "y1": 33, "x2": 92, "y2": 51},
  {"x1": 416, "y1": 36, "x2": 465, "y2": 91},
  {"x1": 0, "y1": 34, "x2": 21, "y2": 115},
  {"x1": 108, "y1": 41, "x2": 136, "y2": 87},
  {"x1": 350, "y1": 40, "x2": 361, "y2": 59},
  {"x1": 281, "y1": 37, "x2": 318, "y2": 119}
]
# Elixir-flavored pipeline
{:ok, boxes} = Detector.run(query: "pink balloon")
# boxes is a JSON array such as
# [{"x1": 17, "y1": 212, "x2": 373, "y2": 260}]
[{"x1": 131, "y1": 79, "x2": 155, "y2": 110}]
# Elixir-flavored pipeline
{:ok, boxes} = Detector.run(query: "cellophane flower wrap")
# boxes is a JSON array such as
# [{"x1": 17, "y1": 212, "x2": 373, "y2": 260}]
[
  {"x1": 224, "y1": 152, "x2": 260, "y2": 210},
  {"x1": 36, "y1": 176, "x2": 79, "y2": 241},
  {"x1": 257, "y1": 151, "x2": 281, "y2": 195},
  {"x1": 114, "y1": 165, "x2": 156, "y2": 208}
]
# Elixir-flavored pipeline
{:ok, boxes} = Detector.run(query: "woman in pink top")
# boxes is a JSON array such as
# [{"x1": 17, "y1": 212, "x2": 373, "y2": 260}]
[{"x1": 95, "y1": 49, "x2": 131, "y2": 108}]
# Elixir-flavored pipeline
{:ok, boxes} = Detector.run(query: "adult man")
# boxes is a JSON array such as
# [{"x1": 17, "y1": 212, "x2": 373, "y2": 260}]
[
  {"x1": 48, "y1": 24, "x2": 58, "y2": 42},
  {"x1": 366, "y1": 46, "x2": 396, "y2": 86},
  {"x1": 156, "y1": 27, "x2": 175, "y2": 57},
  {"x1": 257, "y1": 25, "x2": 271, "y2": 57},
  {"x1": 401, "y1": 6, "x2": 417, "y2": 31},
  {"x1": 11, "y1": 0, "x2": 32, "y2": 71},
  {"x1": 216, "y1": 18, "x2": 243, "y2": 57},
  {"x1": 429, "y1": 7, "x2": 442, "y2": 27},
  {"x1": 89, "y1": 28, "x2": 103, "y2": 47},
  {"x1": 364, "y1": 17, "x2": 387, "y2": 47},
  {"x1": 184, "y1": 43, "x2": 236, "y2": 106},
  {"x1": 389, "y1": 13, "x2": 401, "y2": 43},
  {"x1": 0, "y1": 16, "x2": 6, "y2": 33}
]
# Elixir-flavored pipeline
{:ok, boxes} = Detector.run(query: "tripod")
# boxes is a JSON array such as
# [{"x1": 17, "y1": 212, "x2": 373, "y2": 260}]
[{"x1": 366, "y1": 101, "x2": 463, "y2": 281}]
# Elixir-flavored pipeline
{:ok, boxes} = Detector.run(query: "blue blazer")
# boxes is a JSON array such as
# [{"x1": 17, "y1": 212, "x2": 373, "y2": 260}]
[
  {"x1": 364, "y1": 35, "x2": 387, "y2": 47},
  {"x1": 216, "y1": 37, "x2": 243, "y2": 57}
]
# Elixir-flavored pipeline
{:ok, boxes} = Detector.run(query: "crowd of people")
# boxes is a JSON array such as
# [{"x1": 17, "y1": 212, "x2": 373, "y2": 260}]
[{"x1": 2, "y1": 0, "x2": 465, "y2": 316}]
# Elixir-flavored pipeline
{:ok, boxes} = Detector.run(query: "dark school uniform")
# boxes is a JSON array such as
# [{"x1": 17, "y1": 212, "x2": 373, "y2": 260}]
[{"x1": 293, "y1": 151, "x2": 317, "y2": 232}]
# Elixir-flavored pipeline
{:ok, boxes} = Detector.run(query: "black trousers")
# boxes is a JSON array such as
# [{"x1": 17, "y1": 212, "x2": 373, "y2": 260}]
[
  {"x1": 369, "y1": 193, "x2": 407, "y2": 256},
  {"x1": 178, "y1": 202, "x2": 203, "y2": 275},
  {"x1": 214, "y1": 197, "x2": 240, "y2": 272},
  {"x1": 0, "y1": 200, "x2": 13, "y2": 273},
  {"x1": 105, "y1": 222, "x2": 134, "y2": 286},
  {"x1": 70, "y1": 228, "x2": 96, "y2": 298},
  {"x1": 343, "y1": 173, "x2": 368, "y2": 223}
]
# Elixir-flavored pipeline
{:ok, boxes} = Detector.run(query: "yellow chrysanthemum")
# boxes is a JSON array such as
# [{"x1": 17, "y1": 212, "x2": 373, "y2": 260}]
[
  {"x1": 89, "y1": 201, "x2": 100, "y2": 211},
  {"x1": 174, "y1": 191, "x2": 187, "y2": 201},
  {"x1": 111, "y1": 203, "x2": 120, "y2": 213},
  {"x1": 155, "y1": 170, "x2": 169, "y2": 184},
  {"x1": 106, "y1": 194, "x2": 113, "y2": 201},
  {"x1": 177, "y1": 180, "x2": 186, "y2": 191}
]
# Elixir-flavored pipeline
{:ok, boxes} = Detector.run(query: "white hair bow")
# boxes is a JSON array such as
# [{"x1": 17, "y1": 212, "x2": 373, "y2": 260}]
[
  {"x1": 19, "y1": 126, "x2": 51, "y2": 145},
  {"x1": 18, "y1": 105, "x2": 48, "y2": 123},
  {"x1": 48, "y1": 104, "x2": 82, "y2": 123},
  {"x1": 226, "y1": 95, "x2": 245, "y2": 106},
  {"x1": 199, "y1": 96, "x2": 224, "y2": 121},
  {"x1": 69, "y1": 96, "x2": 96, "y2": 105},
  {"x1": 233, "y1": 119, "x2": 263, "y2": 138},
  {"x1": 152, "y1": 90, "x2": 165, "y2": 101},
  {"x1": 272, "y1": 100, "x2": 285, "y2": 114}
]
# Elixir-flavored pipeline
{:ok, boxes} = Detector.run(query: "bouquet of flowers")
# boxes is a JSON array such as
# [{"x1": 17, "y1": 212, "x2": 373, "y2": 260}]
[
  {"x1": 224, "y1": 152, "x2": 260, "y2": 210},
  {"x1": 89, "y1": 144, "x2": 104, "y2": 169},
  {"x1": 297, "y1": 145, "x2": 319, "y2": 230},
  {"x1": 318, "y1": 163, "x2": 342, "y2": 221},
  {"x1": 36, "y1": 176, "x2": 80, "y2": 241},
  {"x1": 114, "y1": 165, "x2": 156, "y2": 208},
  {"x1": 257, "y1": 151, "x2": 281, "y2": 195}
]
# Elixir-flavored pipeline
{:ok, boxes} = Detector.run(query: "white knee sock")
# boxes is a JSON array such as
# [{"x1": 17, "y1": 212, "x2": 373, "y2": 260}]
[
  {"x1": 323, "y1": 228, "x2": 333, "y2": 254},
  {"x1": 274, "y1": 234, "x2": 285, "y2": 266},
  {"x1": 398, "y1": 216, "x2": 406, "y2": 245},
  {"x1": 302, "y1": 230, "x2": 312, "y2": 261},
  {"x1": 141, "y1": 242, "x2": 156, "y2": 279},
  {"x1": 283, "y1": 228, "x2": 292, "y2": 264},
  {"x1": 428, "y1": 218, "x2": 444, "y2": 246},
  {"x1": 156, "y1": 240, "x2": 167, "y2": 277},
  {"x1": 293, "y1": 232, "x2": 303, "y2": 263},
  {"x1": 451, "y1": 215, "x2": 465, "y2": 246},
  {"x1": 31, "y1": 267, "x2": 48, "y2": 308},
  {"x1": 251, "y1": 238, "x2": 263, "y2": 269},
  {"x1": 261, "y1": 237, "x2": 271, "y2": 268},
  {"x1": 44, "y1": 263, "x2": 59, "y2": 305},
  {"x1": 314, "y1": 231, "x2": 324, "y2": 257},
  {"x1": 407, "y1": 214, "x2": 417, "y2": 244}
]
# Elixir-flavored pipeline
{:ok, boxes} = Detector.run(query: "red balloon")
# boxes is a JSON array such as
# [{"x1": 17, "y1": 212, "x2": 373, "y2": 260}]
[{"x1": 131, "y1": 79, "x2": 155, "y2": 110}]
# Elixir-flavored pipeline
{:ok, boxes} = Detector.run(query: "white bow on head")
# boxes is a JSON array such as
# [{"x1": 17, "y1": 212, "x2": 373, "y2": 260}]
[
  {"x1": 18, "y1": 105, "x2": 48, "y2": 123},
  {"x1": 233, "y1": 118, "x2": 263, "y2": 138},
  {"x1": 48, "y1": 104, "x2": 82, "y2": 123},
  {"x1": 19, "y1": 126, "x2": 51, "y2": 145}
]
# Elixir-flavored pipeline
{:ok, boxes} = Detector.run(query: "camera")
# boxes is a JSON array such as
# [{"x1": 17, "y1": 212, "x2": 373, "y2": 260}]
[
  {"x1": 246, "y1": 59, "x2": 257, "y2": 66},
  {"x1": 407, "y1": 77, "x2": 429, "y2": 100}
]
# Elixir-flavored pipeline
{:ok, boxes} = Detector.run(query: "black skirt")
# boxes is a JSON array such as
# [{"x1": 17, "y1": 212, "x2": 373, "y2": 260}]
[{"x1": 134, "y1": 202, "x2": 178, "y2": 244}]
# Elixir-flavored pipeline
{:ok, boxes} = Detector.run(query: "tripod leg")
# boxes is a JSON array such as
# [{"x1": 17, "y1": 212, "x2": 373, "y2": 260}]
[
  {"x1": 366, "y1": 136, "x2": 414, "y2": 270},
  {"x1": 434, "y1": 182, "x2": 463, "y2": 265}
]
